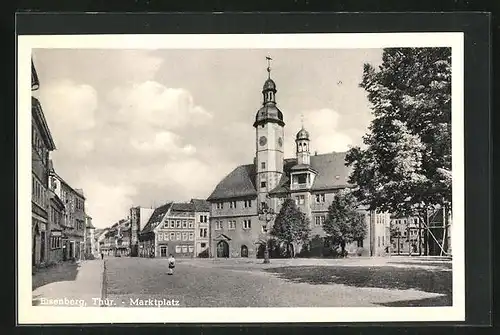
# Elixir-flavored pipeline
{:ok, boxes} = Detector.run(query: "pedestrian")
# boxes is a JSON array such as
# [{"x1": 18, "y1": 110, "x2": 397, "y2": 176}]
[{"x1": 167, "y1": 254, "x2": 175, "y2": 275}]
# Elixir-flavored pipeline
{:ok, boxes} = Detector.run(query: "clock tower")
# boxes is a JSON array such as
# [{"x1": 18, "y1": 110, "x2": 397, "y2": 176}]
[{"x1": 253, "y1": 57, "x2": 285, "y2": 209}]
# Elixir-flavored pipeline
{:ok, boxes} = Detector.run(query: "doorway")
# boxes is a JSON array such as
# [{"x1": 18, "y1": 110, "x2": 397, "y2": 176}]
[
  {"x1": 40, "y1": 231, "x2": 46, "y2": 262},
  {"x1": 241, "y1": 245, "x2": 248, "y2": 257},
  {"x1": 160, "y1": 246, "x2": 168, "y2": 257},
  {"x1": 217, "y1": 240, "x2": 229, "y2": 258}
]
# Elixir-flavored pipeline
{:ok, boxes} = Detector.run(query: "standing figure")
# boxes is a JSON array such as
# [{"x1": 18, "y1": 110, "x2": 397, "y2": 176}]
[
  {"x1": 101, "y1": 252, "x2": 104, "y2": 260},
  {"x1": 168, "y1": 254, "x2": 175, "y2": 275}
]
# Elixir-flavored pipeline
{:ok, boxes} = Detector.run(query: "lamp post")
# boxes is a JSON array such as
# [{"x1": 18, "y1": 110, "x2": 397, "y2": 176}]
[{"x1": 258, "y1": 197, "x2": 275, "y2": 264}]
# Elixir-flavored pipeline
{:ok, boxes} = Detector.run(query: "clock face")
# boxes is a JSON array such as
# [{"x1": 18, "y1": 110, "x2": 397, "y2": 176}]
[
  {"x1": 278, "y1": 137, "x2": 283, "y2": 147},
  {"x1": 259, "y1": 136, "x2": 267, "y2": 146}
]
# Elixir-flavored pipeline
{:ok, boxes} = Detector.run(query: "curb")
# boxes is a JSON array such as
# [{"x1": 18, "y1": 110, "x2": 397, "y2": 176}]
[{"x1": 100, "y1": 260, "x2": 107, "y2": 307}]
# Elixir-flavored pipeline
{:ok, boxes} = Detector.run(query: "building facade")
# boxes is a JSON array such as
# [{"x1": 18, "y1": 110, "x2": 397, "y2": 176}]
[
  {"x1": 207, "y1": 67, "x2": 390, "y2": 259},
  {"x1": 31, "y1": 60, "x2": 56, "y2": 267},
  {"x1": 129, "y1": 206, "x2": 154, "y2": 257},
  {"x1": 85, "y1": 215, "x2": 97, "y2": 257},
  {"x1": 139, "y1": 199, "x2": 210, "y2": 258},
  {"x1": 192, "y1": 199, "x2": 210, "y2": 257},
  {"x1": 47, "y1": 187, "x2": 65, "y2": 263},
  {"x1": 49, "y1": 170, "x2": 86, "y2": 261}
]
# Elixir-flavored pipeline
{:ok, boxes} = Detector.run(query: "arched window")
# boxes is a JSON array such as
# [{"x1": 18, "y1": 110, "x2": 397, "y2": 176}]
[{"x1": 241, "y1": 245, "x2": 248, "y2": 257}]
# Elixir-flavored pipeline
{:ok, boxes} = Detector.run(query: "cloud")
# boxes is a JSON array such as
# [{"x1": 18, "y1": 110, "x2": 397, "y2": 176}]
[
  {"x1": 37, "y1": 80, "x2": 98, "y2": 158},
  {"x1": 77, "y1": 176, "x2": 137, "y2": 227},
  {"x1": 130, "y1": 131, "x2": 197, "y2": 155},
  {"x1": 106, "y1": 81, "x2": 212, "y2": 130}
]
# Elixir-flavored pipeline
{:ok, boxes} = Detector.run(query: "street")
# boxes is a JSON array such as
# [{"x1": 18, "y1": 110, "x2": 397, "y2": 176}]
[{"x1": 104, "y1": 257, "x2": 451, "y2": 307}]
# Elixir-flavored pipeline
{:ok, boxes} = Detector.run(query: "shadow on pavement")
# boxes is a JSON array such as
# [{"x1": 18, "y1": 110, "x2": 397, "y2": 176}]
[
  {"x1": 32, "y1": 262, "x2": 80, "y2": 291},
  {"x1": 377, "y1": 295, "x2": 451, "y2": 307},
  {"x1": 264, "y1": 265, "x2": 452, "y2": 306}
]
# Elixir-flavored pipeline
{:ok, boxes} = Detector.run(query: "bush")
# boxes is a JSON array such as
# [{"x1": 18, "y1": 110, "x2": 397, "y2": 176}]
[{"x1": 198, "y1": 249, "x2": 209, "y2": 258}]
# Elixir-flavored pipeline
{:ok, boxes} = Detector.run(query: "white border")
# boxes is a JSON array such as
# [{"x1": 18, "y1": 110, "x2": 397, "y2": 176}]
[{"x1": 17, "y1": 33, "x2": 465, "y2": 324}]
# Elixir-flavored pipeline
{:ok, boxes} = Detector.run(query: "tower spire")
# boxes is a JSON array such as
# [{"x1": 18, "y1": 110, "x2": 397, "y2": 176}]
[
  {"x1": 300, "y1": 113, "x2": 304, "y2": 129},
  {"x1": 266, "y1": 56, "x2": 272, "y2": 79}
]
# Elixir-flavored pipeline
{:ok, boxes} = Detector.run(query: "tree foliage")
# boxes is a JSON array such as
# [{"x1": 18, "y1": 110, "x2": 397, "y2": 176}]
[
  {"x1": 346, "y1": 47, "x2": 452, "y2": 217},
  {"x1": 270, "y1": 198, "x2": 310, "y2": 255},
  {"x1": 322, "y1": 189, "x2": 366, "y2": 253}
]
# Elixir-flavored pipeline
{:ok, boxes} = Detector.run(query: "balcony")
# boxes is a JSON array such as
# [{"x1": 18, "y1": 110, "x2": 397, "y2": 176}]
[{"x1": 291, "y1": 183, "x2": 308, "y2": 190}]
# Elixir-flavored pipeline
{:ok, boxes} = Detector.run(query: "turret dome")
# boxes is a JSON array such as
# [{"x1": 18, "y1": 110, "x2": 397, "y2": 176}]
[
  {"x1": 263, "y1": 78, "x2": 276, "y2": 92},
  {"x1": 296, "y1": 127, "x2": 310, "y2": 140}
]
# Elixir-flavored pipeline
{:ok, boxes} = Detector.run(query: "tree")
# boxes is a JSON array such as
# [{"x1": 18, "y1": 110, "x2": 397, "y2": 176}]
[
  {"x1": 322, "y1": 189, "x2": 367, "y2": 256},
  {"x1": 270, "y1": 198, "x2": 310, "y2": 257},
  {"x1": 346, "y1": 47, "x2": 451, "y2": 224}
]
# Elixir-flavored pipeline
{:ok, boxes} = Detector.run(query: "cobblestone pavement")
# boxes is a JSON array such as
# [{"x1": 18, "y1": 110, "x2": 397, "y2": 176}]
[{"x1": 104, "y1": 257, "x2": 448, "y2": 307}]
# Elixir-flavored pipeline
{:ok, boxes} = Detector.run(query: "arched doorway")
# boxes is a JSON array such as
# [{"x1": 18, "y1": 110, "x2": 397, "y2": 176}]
[
  {"x1": 241, "y1": 245, "x2": 248, "y2": 257},
  {"x1": 217, "y1": 240, "x2": 229, "y2": 258}
]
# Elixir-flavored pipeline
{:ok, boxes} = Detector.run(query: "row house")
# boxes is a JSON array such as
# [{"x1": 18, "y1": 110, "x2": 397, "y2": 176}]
[
  {"x1": 31, "y1": 60, "x2": 56, "y2": 267},
  {"x1": 138, "y1": 199, "x2": 210, "y2": 258},
  {"x1": 48, "y1": 168, "x2": 86, "y2": 261}
]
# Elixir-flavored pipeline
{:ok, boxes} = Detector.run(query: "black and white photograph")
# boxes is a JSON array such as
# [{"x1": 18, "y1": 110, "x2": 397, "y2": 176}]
[{"x1": 18, "y1": 32, "x2": 465, "y2": 323}]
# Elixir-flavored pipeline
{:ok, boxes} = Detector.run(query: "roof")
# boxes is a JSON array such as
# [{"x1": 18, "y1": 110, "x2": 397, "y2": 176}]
[
  {"x1": 140, "y1": 202, "x2": 172, "y2": 234},
  {"x1": 171, "y1": 202, "x2": 194, "y2": 212},
  {"x1": 207, "y1": 164, "x2": 257, "y2": 201},
  {"x1": 190, "y1": 199, "x2": 210, "y2": 212},
  {"x1": 50, "y1": 170, "x2": 86, "y2": 200},
  {"x1": 86, "y1": 219, "x2": 95, "y2": 229},
  {"x1": 208, "y1": 152, "x2": 353, "y2": 200},
  {"x1": 32, "y1": 97, "x2": 56, "y2": 150},
  {"x1": 309, "y1": 152, "x2": 353, "y2": 190}
]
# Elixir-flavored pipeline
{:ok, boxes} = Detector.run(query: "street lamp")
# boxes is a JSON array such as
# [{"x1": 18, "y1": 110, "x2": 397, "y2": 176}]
[{"x1": 258, "y1": 197, "x2": 275, "y2": 264}]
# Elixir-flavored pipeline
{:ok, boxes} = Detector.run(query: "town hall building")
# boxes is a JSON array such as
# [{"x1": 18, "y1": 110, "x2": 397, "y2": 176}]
[{"x1": 207, "y1": 62, "x2": 390, "y2": 259}]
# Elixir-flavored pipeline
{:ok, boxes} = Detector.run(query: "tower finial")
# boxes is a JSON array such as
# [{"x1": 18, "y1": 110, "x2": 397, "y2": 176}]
[
  {"x1": 300, "y1": 113, "x2": 304, "y2": 129},
  {"x1": 266, "y1": 56, "x2": 272, "y2": 79}
]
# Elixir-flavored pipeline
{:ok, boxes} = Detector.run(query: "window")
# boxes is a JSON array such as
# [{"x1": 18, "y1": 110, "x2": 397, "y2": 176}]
[
  {"x1": 215, "y1": 221, "x2": 222, "y2": 230},
  {"x1": 189, "y1": 233, "x2": 194, "y2": 241},
  {"x1": 157, "y1": 232, "x2": 163, "y2": 241},
  {"x1": 320, "y1": 216, "x2": 325, "y2": 225},
  {"x1": 176, "y1": 220, "x2": 181, "y2": 228},
  {"x1": 296, "y1": 195, "x2": 305, "y2": 205},
  {"x1": 261, "y1": 162, "x2": 266, "y2": 170},
  {"x1": 243, "y1": 220, "x2": 251, "y2": 229},
  {"x1": 188, "y1": 246, "x2": 194, "y2": 253},
  {"x1": 378, "y1": 236, "x2": 381, "y2": 247},
  {"x1": 182, "y1": 246, "x2": 188, "y2": 253},
  {"x1": 170, "y1": 232, "x2": 175, "y2": 240},
  {"x1": 228, "y1": 221, "x2": 236, "y2": 230},
  {"x1": 357, "y1": 239, "x2": 364, "y2": 248},
  {"x1": 382, "y1": 236, "x2": 385, "y2": 246},
  {"x1": 170, "y1": 220, "x2": 175, "y2": 228},
  {"x1": 261, "y1": 181, "x2": 267, "y2": 188},
  {"x1": 188, "y1": 220, "x2": 194, "y2": 228},
  {"x1": 229, "y1": 201, "x2": 237, "y2": 209},
  {"x1": 199, "y1": 228, "x2": 207, "y2": 238},
  {"x1": 182, "y1": 220, "x2": 187, "y2": 228},
  {"x1": 216, "y1": 202, "x2": 224, "y2": 209},
  {"x1": 182, "y1": 232, "x2": 188, "y2": 241},
  {"x1": 315, "y1": 194, "x2": 326, "y2": 203},
  {"x1": 199, "y1": 215, "x2": 208, "y2": 223},
  {"x1": 175, "y1": 245, "x2": 182, "y2": 253},
  {"x1": 201, "y1": 243, "x2": 206, "y2": 248},
  {"x1": 244, "y1": 200, "x2": 252, "y2": 208},
  {"x1": 176, "y1": 232, "x2": 181, "y2": 240},
  {"x1": 315, "y1": 216, "x2": 322, "y2": 226}
]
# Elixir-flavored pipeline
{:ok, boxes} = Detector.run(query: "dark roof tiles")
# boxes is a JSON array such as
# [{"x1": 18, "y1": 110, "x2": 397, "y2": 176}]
[{"x1": 209, "y1": 152, "x2": 353, "y2": 200}]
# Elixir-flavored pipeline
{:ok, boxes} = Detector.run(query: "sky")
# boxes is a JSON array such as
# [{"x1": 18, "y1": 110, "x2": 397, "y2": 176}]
[{"x1": 32, "y1": 48, "x2": 383, "y2": 229}]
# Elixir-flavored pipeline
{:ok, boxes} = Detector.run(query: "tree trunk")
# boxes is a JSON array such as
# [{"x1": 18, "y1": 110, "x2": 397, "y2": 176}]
[{"x1": 340, "y1": 239, "x2": 346, "y2": 257}]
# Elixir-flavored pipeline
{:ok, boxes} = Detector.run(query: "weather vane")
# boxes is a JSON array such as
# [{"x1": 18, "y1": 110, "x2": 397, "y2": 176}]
[
  {"x1": 300, "y1": 113, "x2": 304, "y2": 128},
  {"x1": 266, "y1": 56, "x2": 272, "y2": 78}
]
